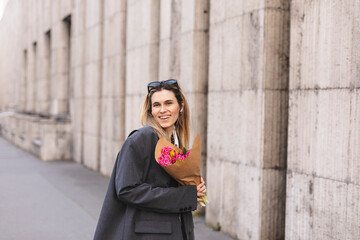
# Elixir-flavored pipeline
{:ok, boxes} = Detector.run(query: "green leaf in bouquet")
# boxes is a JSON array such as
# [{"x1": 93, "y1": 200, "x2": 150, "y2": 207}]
[{"x1": 182, "y1": 147, "x2": 188, "y2": 155}]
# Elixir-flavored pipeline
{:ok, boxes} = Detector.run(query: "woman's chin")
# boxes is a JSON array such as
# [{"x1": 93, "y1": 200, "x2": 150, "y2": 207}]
[{"x1": 159, "y1": 123, "x2": 173, "y2": 131}]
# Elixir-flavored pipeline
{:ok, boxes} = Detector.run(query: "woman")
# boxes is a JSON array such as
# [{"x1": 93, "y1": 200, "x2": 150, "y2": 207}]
[{"x1": 94, "y1": 79, "x2": 207, "y2": 240}]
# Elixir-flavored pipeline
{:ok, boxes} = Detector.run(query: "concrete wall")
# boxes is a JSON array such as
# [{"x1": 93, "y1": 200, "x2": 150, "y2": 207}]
[
  {"x1": 285, "y1": 1, "x2": 360, "y2": 239},
  {"x1": 0, "y1": 0, "x2": 72, "y2": 161},
  {"x1": 0, "y1": 0, "x2": 359, "y2": 239},
  {"x1": 0, "y1": 0, "x2": 23, "y2": 111},
  {"x1": 81, "y1": 0, "x2": 104, "y2": 170},
  {"x1": 125, "y1": 0, "x2": 160, "y2": 135},
  {"x1": 99, "y1": 0, "x2": 127, "y2": 176},
  {"x1": 0, "y1": 22, "x2": 2, "y2": 112},
  {"x1": 158, "y1": 0, "x2": 209, "y2": 176},
  {"x1": 206, "y1": 1, "x2": 290, "y2": 239}
]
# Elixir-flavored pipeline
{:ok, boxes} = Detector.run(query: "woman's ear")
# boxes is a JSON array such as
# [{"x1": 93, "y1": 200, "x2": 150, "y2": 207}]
[{"x1": 180, "y1": 103, "x2": 184, "y2": 112}]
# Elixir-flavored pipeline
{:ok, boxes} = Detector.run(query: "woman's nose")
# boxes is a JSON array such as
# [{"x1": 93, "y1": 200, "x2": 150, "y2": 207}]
[{"x1": 160, "y1": 105, "x2": 166, "y2": 112}]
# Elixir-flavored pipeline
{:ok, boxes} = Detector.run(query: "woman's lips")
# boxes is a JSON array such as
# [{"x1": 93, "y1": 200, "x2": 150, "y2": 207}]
[{"x1": 159, "y1": 116, "x2": 170, "y2": 121}]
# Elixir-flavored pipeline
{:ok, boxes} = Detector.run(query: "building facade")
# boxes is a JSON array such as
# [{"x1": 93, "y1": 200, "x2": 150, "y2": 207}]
[{"x1": 0, "y1": 0, "x2": 359, "y2": 239}]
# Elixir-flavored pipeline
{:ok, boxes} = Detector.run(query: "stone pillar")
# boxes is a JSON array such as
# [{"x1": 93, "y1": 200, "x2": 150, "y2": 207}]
[
  {"x1": 20, "y1": 50, "x2": 28, "y2": 112},
  {"x1": 99, "y1": 0, "x2": 127, "y2": 176},
  {"x1": 158, "y1": 0, "x2": 181, "y2": 80},
  {"x1": 44, "y1": 31, "x2": 52, "y2": 115},
  {"x1": 286, "y1": 1, "x2": 360, "y2": 239},
  {"x1": 125, "y1": 0, "x2": 160, "y2": 134},
  {"x1": 25, "y1": 0, "x2": 39, "y2": 114},
  {"x1": 36, "y1": 31, "x2": 52, "y2": 116},
  {"x1": 206, "y1": 1, "x2": 290, "y2": 239},
  {"x1": 50, "y1": 1, "x2": 71, "y2": 118},
  {"x1": 26, "y1": 42, "x2": 37, "y2": 113},
  {"x1": 71, "y1": 0, "x2": 86, "y2": 164},
  {"x1": 82, "y1": 0, "x2": 105, "y2": 170},
  {"x1": 0, "y1": 0, "x2": 27, "y2": 112},
  {"x1": 34, "y1": 0, "x2": 52, "y2": 117},
  {"x1": 158, "y1": 1, "x2": 209, "y2": 172},
  {"x1": 0, "y1": 49, "x2": 2, "y2": 112},
  {"x1": 179, "y1": 0, "x2": 209, "y2": 176}
]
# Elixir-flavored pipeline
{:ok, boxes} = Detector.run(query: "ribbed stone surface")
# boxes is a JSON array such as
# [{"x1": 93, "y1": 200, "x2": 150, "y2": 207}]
[
  {"x1": 285, "y1": 172, "x2": 314, "y2": 240},
  {"x1": 349, "y1": 90, "x2": 360, "y2": 185},
  {"x1": 289, "y1": 0, "x2": 360, "y2": 89},
  {"x1": 286, "y1": 1, "x2": 360, "y2": 240},
  {"x1": 125, "y1": 0, "x2": 160, "y2": 135},
  {"x1": 70, "y1": 0, "x2": 86, "y2": 164},
  {"x1": 346, "y1": 184, "x2": 360, "y2": 239},
  {"x1": 82, "y1": 0, "x2": 104, "y2": 171},
  {"x1": 206, "y1": 1, "x2": 289, "y2": 239}
]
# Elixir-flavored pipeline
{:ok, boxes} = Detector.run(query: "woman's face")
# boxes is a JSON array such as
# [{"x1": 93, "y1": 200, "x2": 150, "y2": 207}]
[{"x1": 151, "y1": 89, "x2": 182, "y2": 134}]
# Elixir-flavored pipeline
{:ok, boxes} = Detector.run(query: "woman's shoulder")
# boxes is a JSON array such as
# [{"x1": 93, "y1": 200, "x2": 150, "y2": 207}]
[{"x1": 127, "y1": 126, "x2": 158, "y2": 143}]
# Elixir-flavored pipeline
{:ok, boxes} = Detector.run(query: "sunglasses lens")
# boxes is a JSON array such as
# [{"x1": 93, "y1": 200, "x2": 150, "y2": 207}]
[
  {"x1": 147, "y1": 79, "x2": 178, "y2": 92},
  {"x1": 164, "y1": 79, "x2": 177, "y2": 85},
  {"x1": 147, "y1": 82, "x2": 160, "y2": 92},
  {"x1": 148, "y1": 82, "x2": 160, "y2": 88}
]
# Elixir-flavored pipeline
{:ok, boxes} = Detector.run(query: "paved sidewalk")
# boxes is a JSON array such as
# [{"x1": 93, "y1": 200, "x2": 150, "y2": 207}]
[{"x1": 0, "y1": 137, "x2": 234, "y2": 240}]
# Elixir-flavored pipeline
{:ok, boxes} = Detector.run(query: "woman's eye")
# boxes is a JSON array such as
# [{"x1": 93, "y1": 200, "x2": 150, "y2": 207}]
[{"x1": 153, "y1": 104, "x2": 159, "y2": 107}]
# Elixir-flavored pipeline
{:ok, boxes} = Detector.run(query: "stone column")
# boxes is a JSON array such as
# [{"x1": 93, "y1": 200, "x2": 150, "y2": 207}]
[
  {"x1": 179, "y1": 0, "x2": 209, "y2": 176},
  {"x1": 25, "y1": 0, "x2": 39, "y2": 114},
  {"x1": 36, "y1": 0, "x2": 52, "y2": 117},
  {"x1": 158, "y1": 0, "x2": 181, "y2": 80},
  {"x1": 286, "y1": 1, "x2": 360, "y2": 239},
  {"x1": 26, "y1": 42, "x2": 37, "y2": 113},
  {"x1": 206, "y1": 1, "x2": 290, "y2": 239},
  {"x1": 125, "y1": 0, "x2": 160, "y2": 134},
  {"x1": 36, "y1": 31, "x2": 52, "y2": 116},
  {"x1": 82, "y1": 0, "x2": 105, "y2": 170},
  {"x1": 0, "y1": 0, "x2": 27, "y2": 112},
  {"x1": 0, "y1": 47, "x2": 2, "y2": 111},
  {"x1": 158, "y1": 1, "x2": 209, "y2": 172},
  {"x1": 50, "y1": 1, "x2": 71, "y2": 118},
  {"x1": 71, "y1": 0, "x2": 86, "y2": 164},
  {"x1": 99, "y1": 0, "x2": 127, "y2": 176},
  {"x1": 20, "y1": 49, "x2": 28, "y2": 112}
]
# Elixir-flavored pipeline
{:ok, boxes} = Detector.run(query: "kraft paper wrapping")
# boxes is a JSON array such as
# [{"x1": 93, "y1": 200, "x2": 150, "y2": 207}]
[{"x1": 155, "y1": 134, "x2": 201, "y2": 186}]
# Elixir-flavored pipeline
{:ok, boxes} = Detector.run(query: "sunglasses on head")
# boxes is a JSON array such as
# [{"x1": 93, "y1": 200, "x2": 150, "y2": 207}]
[{"x1": 147, "y1": 79, "x2": 178, "y2": 93}]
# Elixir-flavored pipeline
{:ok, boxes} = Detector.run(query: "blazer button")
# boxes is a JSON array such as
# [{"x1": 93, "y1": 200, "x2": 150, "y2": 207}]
[
  {"x1": 188, "y1": 206, "x2": 192, "y2": 210},
  {"x1": 183, "y1": 207, "x2": 188, "y2": 211}
]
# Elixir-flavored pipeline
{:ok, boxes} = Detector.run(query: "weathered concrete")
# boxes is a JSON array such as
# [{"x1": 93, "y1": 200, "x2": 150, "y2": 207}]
[
  {"x1": 206, "y1": 1, "x2": 290, "y2": 239},
  {"x1": 125, "y1": 0, "x2": 160, "y2": 134},
  {"x1": 99, "y1": 0, "x2": 127, "y2": 176},
  {"x1": 158, "y1": 0, "x2": 209, "y2": 179},
  {"x1": 70, "y1": 0, "x2": 86, "y2": 165},
  {"x1": 82, "y1": 0, "x2": 104, "y2": 171},
  {"x1": 286, "y1": 1, "x2": 360, "y2": 239}
]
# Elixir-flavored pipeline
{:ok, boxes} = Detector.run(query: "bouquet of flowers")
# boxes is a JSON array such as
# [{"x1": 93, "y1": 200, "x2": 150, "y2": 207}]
[{"x1": 155, "y1": 134, "x2": 208, "y2": 206}]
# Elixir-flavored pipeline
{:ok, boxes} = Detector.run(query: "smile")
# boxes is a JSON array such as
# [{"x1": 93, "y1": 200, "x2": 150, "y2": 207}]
[{"x1": 159, "y1": 116, "x2": 170, "y2": 121}]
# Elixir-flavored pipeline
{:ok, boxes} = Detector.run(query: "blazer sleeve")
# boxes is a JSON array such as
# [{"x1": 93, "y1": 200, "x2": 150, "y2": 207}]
[{"x1": 114, "y1": 136, "x2": 198, "y2": 214}]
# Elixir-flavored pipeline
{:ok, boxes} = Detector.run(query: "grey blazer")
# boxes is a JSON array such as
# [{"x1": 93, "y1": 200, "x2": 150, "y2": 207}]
[{"x1": 93, "y1": 126, "x2": 198, "y2": 240}]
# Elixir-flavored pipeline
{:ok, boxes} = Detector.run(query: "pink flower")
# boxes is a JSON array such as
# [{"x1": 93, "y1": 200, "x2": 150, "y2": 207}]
[
  {"x1": 158, "y1": 155, "x2": 171, "y2": 166},
  {"x1": 157, "y1": 146, "x2": 192, "y2": 166}
]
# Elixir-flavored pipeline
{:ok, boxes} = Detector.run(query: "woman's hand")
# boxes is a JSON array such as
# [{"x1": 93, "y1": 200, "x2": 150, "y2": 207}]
[{"x1": 197, "y1": 177, "x2": 207, "y2": 203}]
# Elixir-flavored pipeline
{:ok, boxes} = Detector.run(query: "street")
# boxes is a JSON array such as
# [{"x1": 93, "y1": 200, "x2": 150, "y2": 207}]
[{"x1": 0, "y1": 136, "x2": 233, "y2": 240}]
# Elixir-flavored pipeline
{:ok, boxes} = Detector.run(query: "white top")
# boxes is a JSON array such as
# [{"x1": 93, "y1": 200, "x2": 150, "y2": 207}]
[{"x1": 172, "y1": 128, "x2": 179, "y2": 148}]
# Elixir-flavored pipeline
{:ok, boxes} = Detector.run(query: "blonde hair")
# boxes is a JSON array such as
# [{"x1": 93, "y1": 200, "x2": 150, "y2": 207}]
[{"x1": 140, "y1": 82, "x2": 190, "y2": 148}]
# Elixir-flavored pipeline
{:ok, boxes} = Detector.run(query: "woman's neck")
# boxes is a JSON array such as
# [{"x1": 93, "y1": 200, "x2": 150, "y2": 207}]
[{"x1": 165, "y1": 128, "x2": 173, "y2": 140}]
